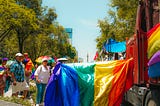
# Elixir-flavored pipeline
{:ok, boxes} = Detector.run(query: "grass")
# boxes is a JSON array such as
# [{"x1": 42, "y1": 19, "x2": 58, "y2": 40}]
[
  {"x1": 0, "y1": 96, "x2": 31, "y2": 106},
  {"x1": 30, "y1": 83, "x2": 37, "y2": 103},
  {"x1": 0, "y1": 80, "x2": 37, "y2": 106}
]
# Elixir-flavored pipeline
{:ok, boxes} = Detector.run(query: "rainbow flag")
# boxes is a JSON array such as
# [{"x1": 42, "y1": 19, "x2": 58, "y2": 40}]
[
  {"x1": 0, "y1": 66, "x2": 4, "y2": 76},
  {"x1": 45, "y1": 58, "x2": 133, "y2": 106},
  {"x1": 147, "y1": 23, "x2": 160, "y2": 59},
  {"x1": 25, "y1": 59, "x2": 34, "y2": 70}
]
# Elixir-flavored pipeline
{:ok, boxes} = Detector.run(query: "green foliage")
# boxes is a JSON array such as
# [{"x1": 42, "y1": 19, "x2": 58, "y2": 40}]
[
  {"x1": 0, "y1": 0, "x2": 77, "y2": 62},
  {"x1": 96, "y1": 0, "x2": 138, "y2": 52}
]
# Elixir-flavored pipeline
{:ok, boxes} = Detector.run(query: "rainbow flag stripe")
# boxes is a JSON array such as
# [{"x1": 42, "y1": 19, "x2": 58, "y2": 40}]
[
  {"x1": 45, "y1": 58, "x2": 133, "y2": 106},
  {"x1": 147, "y1": 23, "x2": 160, "y2": 59}
]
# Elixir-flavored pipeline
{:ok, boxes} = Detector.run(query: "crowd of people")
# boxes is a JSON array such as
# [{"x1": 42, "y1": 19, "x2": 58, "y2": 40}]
[{"x1": 0, "y1": 52, "x2": 56, "y2": 106}]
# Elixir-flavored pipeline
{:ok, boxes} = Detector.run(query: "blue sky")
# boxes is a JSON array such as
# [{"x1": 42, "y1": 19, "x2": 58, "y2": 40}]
[{"x1": 43, "y1": 0, "x2": 109, "y2": 62}]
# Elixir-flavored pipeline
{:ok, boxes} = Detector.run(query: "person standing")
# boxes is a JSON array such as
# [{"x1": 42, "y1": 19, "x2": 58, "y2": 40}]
[
  {"x1": 23, "y1": 53, "x2": 34, "y2": 82},
  {"x1": 23, "y1": 53, "x2": 34, "y2": 98},
  {"x1": 34, "y1": 58, "x2": 50, "y2": 106},
  {"x1": 1, "y1": 58, "x2": 12, "y2": 93},
  {"x1": 0, "y1": 58, "x2": 8, "y2": 96},
  {"x1": 10, "y1": 53, "x2": 29, "y2": 99}
]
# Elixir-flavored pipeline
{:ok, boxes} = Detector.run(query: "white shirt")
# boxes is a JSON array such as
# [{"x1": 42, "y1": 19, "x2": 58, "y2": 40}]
[{"x1": 34, "y1": 65, "x2": 50, "y2": 84}]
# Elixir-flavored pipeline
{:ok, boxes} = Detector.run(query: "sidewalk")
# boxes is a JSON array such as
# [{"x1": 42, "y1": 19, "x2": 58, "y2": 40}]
[{"x1": 0, "y1": 100, "x2": 22, "y2": 106}]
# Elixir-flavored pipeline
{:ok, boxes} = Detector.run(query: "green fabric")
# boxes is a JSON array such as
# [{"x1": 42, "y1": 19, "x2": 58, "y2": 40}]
[{"x1": 73, "y1": 63, "x2": 95, "y2": 106}]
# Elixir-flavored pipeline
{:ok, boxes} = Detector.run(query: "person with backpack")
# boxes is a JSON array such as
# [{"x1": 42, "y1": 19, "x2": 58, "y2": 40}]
[{"x1": 34, "y1": 58, "x2": 50, "y2": 106}]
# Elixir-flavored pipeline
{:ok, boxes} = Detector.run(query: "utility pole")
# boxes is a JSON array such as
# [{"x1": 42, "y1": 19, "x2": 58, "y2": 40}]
[{"x1": 87, "y1": 53, "x2": 89, "y2": 62}]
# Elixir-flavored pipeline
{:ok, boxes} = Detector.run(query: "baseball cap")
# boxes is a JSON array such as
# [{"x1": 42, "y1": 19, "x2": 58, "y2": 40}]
[
  {"x1": 15, "y1": 53, "x2": 23, "y2": 57},
  {"x1": 42, "y1": 58, "x2": 48, "y2": 62}
]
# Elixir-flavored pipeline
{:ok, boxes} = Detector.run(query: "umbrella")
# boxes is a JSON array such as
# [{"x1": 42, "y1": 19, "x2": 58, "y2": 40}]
[
  {"x1": 35, "y1": 56, "x2": 55, "y2": 64},
  {"x1": 148, "y1": 50, "x2": 160, "y2": 66}
]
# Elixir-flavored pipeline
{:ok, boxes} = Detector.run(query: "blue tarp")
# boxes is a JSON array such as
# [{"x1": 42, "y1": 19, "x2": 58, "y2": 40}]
[
  {"x1": 44, "y1": 63, "x2": 79, "y2": 106},
  {"x1": 148, "y1": 62, "x2": 160, "y2": 78},
  {"x1": 104, "y1": 38, "x2": 126, "y2": 53}
]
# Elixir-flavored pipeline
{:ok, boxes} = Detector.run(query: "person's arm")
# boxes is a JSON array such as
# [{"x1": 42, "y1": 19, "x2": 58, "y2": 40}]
[
  {"x1": 34, "y1": 66, "x2": 41, "y2": 83},
  {"x1": 11, "y1": 72, "x2": 16, "y2": 85},
  {"x1": 10, "y1": 64, "x2": 16, "y2": 85}
]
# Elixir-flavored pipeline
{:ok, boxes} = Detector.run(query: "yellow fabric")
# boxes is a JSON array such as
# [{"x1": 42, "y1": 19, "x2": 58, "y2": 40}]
[
  {"x1": 0, "y1": 70, "x2": 4, "y2": 75},
  {"x1": 94, "y1": 60, "x2": 116, "y2": 106},
  {"x1": 148, "y1": 27, "x2": 160, "y2": 59},
  {"x1": 94, "y1": 58, "x2": 133, "y2": 106}
]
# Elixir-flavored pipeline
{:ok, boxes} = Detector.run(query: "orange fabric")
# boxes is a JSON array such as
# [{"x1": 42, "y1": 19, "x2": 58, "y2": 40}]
[
  {"x1": 25, "y1": 59, "x2": 34, "y2": 70},
  {"x1": 108, "y1": 58, "x2": 133, "y2": 106}
]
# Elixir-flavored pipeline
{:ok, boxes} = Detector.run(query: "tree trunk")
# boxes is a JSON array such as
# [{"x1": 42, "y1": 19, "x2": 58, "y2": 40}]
[{"x1": 17, "y1": 31, "x2": 24, "y2": 53}]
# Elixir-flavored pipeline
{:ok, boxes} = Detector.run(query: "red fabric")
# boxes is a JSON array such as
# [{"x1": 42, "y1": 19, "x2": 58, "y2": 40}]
[
  {"x1": 94, "y1": 51, "x2": 99, "y2": 60},
  {"x1": 108, "y1": 58, "x2": 134, "y2": 106},
  {"x1": 147, "y1": 23, "x2": 160, "y2": 38}
]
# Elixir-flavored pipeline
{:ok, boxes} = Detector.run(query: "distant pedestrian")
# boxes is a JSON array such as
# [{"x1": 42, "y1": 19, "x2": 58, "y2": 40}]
[
  {"x1": 119, "y1": 53, "x2": 124, "y2": 60},
  {"x1": 10, "y1": 53, "x2": 29, "y2": 99},
  {"x1": 34, "y1": 58, "x2": 50, "y2": 106}
]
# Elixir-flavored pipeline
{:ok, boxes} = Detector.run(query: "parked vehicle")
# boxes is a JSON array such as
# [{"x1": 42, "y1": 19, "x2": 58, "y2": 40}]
[{"x1": 124, "y1": 0, "x2": 160, "y2": 106}]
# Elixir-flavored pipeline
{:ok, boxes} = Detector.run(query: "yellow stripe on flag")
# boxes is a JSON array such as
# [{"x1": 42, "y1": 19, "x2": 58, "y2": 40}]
[
  {"x1": 148, "y1": 26, "x2": 160, "y2": 59},
  {"x1": 94, "y1": 58, "x2": 133, "y2": 106},
  {"x1": 94, "y1": 60, "x2": 117, "y2": 106}
]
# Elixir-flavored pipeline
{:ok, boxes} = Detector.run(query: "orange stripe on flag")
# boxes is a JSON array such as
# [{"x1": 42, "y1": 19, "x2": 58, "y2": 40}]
[{"x1": 108, "y1": 58, "x2": 133, "y2": 106}]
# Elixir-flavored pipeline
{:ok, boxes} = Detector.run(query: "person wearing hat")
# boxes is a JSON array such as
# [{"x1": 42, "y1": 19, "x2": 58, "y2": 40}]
[
  {"x1": 34, "y1": 58, "x2": 50, "y2": 106},
  {"x1": 23, "y1": 53, "x2": 34, "y2": 98},
  {"x1": 10, "y1": 53, "x2": 29, "y2": 99},
  {"x1": 0, "y1": 58, "x2": 8, "y2": 96}
]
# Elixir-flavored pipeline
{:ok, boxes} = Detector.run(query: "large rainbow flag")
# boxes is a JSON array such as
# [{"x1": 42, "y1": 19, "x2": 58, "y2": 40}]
[
  {"x1": 147, "y1": 23, "x2": 160, "y2": 59},
  {"x1": 45, "y1": 58, "x2": 133, "y2": 106}
]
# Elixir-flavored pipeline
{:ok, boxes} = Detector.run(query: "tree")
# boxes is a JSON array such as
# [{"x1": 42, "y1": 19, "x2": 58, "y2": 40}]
[
  {"x1": 96, "y1": 0, "x2": 138, "y2": 52},
  {"x1": 0, "y1": 0, "x2": 77, "y2": 62},
  {"x1": 0, "y1": 0, "x2": 38, "y2": 53}
]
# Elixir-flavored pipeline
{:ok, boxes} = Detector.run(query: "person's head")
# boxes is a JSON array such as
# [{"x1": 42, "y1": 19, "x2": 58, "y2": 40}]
[
  {"x1": 15, "y1": 53, "x2": 24, "y2": 62},
  {"x1": 23, "y1": 53, "x2": 29, "y2": 58},
  {"x1": 42, "y1": 58, "x2": 48, "y2": 66},
  {"x1": 2, "y1": 58, "x2": 8, "y2": 65}
]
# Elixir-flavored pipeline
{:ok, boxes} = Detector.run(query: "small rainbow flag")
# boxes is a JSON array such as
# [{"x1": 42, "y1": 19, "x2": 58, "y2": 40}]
[
  {"x1": 45, "y1": 58, "x2": 133, "y2": 106},
  {"x1": 0, "y1": 66, "x2": 5, "y2": 76},
  {"x1": 147, "y1": 23, "x2": 160, "y2": 59}
]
